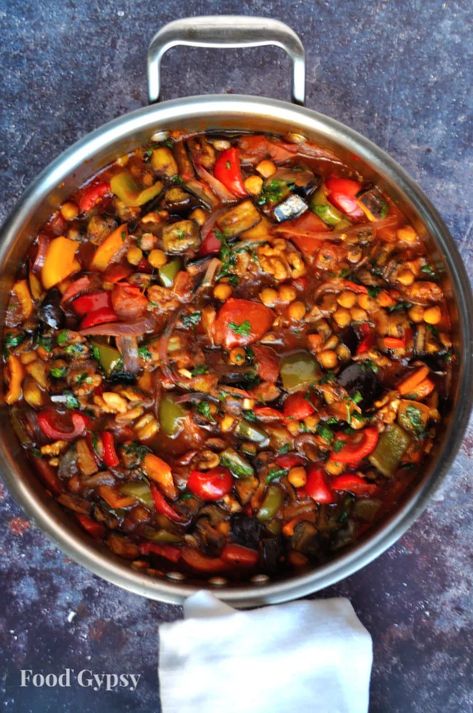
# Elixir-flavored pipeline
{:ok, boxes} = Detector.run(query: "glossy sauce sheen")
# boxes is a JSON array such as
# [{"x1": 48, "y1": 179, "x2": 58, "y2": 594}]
[{"x1": 3, "y1": 131, "x2": 453, "y2": 580}]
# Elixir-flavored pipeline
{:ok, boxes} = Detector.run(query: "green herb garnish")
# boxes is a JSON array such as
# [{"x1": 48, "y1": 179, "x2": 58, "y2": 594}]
[
  {"x1": 229, "y1": 320, "x2": 251, "y2": 337},
  {"x1": 50, "y1": 367, "x2": 67, "y2": 379},
  {"x1": 57, "y1": 330, "x2": 70, "y2": 346},
  {"x1": 242, "y1": 410, "x2": 257, "y2": 423},
  {"x1": 191, "y1": 364, "x2": 208, "y2": 376},
  {"x1": 266, "y1": 467, "x2": 288, "y2": 483},
  {"x1": 181, "y1": 311, "x2": 202, "y2": 328},
  {"x1": 4, "y1": 332, "x2": 26, "y2": 350},
  {"x1": 196, "y1": 401, "x2": 215, "y2": 421}
]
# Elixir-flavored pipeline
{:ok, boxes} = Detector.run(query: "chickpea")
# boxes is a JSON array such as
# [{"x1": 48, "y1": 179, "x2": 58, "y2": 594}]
[
  {"x1": 278, "y1": 284, "x2": 297, "y2": 303},
  {"x1": 397, "y1": 226, "x2": 417, "y2": 243},
  {"x1": 259, "y1": 287, "x2": 278, "y2": 307},
  {"x1": 229, "y1": 347, "x2": 246, "y2": 366},
  {"x1": 127, "y1": 246, "x2": 143, "y2": 265},
  {"x1": 148, "y1": 249, "x2": 167, "y2": 268},
  {"x1": 287, "y1": 301, "x2": 306, "y2": 321},
  {"x1": 333, "y1": 308, "x2": 351, "y2": 328},
  {"x1": 318, "y1": 350, "x2": 338, "y2": 369},
  {"x1": 256, "y1": 159, "x2": 277, "y2": 178},
  {"x1": 408, "y1": 305, "x2": 425, "y2": 323},
  {"x1": 325, "y1": 460, "x2": 344, "y2": 475},
  {"x1": 288, "y1": 466, "x2": 307, "y2": 488},
  {"x1": 60, "y1": 202, "x2": 79, "y2": 221},
  {"x1": 213, "y1": 283, "x2": 233, "y2": 301},
  {"x1": 336, "y1": 343, "x2": 351, "y2": 361},
  {"x1": 351, "y1": 307, "x2": 368, "y2": 322},
  {"x1": 423, "y1": 305, "x2": 442, "y2": 325},
  {"x1": 397, "y1": 269, "x2": 415, "y2": 286},
  {"x1": 287, "y1": 420, "x2": 301, "y2": 436},
  {"x1": 357, "y1": 294, "x2": 377, "y2": 311},
  {"x1": 244, "y1": 175, "x2": 264, "y2": 195},
  {"x1": 337, "y1": 290, "x2": 356, "y2": 309}
]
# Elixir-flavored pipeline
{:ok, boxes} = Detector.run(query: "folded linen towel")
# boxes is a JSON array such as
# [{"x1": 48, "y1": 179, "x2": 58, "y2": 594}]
[{"x1": 159, "y1": 590, "x2": 372, "y2": 713}]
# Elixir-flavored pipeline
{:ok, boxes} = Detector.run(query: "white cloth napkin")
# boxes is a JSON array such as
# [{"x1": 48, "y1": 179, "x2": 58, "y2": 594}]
[{"x1": 159, "y1": 590, "x2": 372, "y2": 713}]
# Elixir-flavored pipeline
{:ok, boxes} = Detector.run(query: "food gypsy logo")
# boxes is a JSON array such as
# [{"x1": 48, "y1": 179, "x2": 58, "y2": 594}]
[{"x1": 19, "y1": 668, "x2": 141, "y2": 692}]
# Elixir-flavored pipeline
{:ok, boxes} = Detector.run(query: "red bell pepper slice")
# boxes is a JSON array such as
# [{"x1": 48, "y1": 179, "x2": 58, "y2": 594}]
[
  {"x1": 356, "y1": 323, "x2": 375, "y2": 354},
  {"x1": 254, "y1": 406, "x2": 284, "y2": 422},
  {"x1": 383, "y1": 336, "x2": 406, "y2": 350},
  {"x1": 101, "y1": 431, "x2": 120, "y2": 468},
  {"x1": 38, "y1": 409, "x2": 89, "y2": 441},
  {"x1": 331, "y1": 427, "x2": 379, "y2": 465},
  {"x1": 276, "y1": 453, "x2": 304, "y2": 469},
  {"x1": 72, "y1": 290, "x2": 112, "y2": 316},
  {"x1": 304, "y1": 466, "x2": 335, "y2": 504},
  {"x1": 187, "y1": 467, "x2": 233, "y2": 501},
  {"x1": 150, "y1": 483, "x2": 187, "y2": 523},
  {"x1": 213, "y1": 147, "x2": 247, "y2": 198},
  {"x1": 180, "y1": 546, "x2": 227, "y2": 573},
  {"x1": 325, "y1": 176, "x2": 363, "y2": 219},
  {"x1": 78, "y1": 181, "x2": 110, "y2": 214},
  {"x1": 213, "y1": 298, "x2": 274, "y2": 349},
  {"x1": 75, "y1": 513, "x2": 105, "y2": 539},
  {"x1": 331, "y1": 474, "x2": 378, "y2": 497},
  {"x1": 283, "y1": 392, "x2": 315, "y2": 420},
  {"x1": 199, "y1": 230, "x2": 221, "y2": 256},
  {"x1": 80, "y1": 306, "x2": 118, "y2": 329},
  {"x1": 221, "y1": 543, "x2": 259, "y2": 567},
  {"x1": 340, "y1": 280, "x2": 368, "y2": 295},
  {"x1": 138, "y1": 542, "x2": 182, "y2": 563},
  {"x1": 103, "y1": 263, "x2": 133, "y2": 283}
]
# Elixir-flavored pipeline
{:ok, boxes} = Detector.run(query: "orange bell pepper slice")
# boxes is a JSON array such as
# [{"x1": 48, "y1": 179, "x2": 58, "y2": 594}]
[
  {"x1": 143, "y1": 453, "x2": 176, "y2": 500},
  {"x1": 90, "y1": 224, "x2": 128, "y2": 272},
  {"x1": 42, "y1": 236, "x2": 81, "y2": 289},
  {"x1": 11, "y1": 280, "x2": 33, "y2": 321},
  {"x1": 97, "y1": 485, "x2": 136, "y2": 509},
  {"x1": 5, "y1": 354, "x2": 25, "y2": 405},
  {"x1": 398, "y1": 366, "x2": 429, "y2": 396}
]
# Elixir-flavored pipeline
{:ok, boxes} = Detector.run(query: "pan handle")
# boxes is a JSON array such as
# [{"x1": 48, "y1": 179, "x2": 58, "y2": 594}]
[{"x1": 147, "y1": 16, "x2": 305, "y2": 105}]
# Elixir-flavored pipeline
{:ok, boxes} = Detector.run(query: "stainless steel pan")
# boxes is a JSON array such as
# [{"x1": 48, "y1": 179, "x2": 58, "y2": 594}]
[{"x1": 1, "y1": 17, "x2": 471, "y2": 606}]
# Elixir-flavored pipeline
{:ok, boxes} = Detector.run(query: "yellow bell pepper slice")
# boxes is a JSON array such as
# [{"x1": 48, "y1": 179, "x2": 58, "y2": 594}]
[
  {"x1": 11, "y1": 280, "x2": 33, "y2": 321},
  {"x1": 5, "y1": 354, "x2": 25, "y2": 405},
  {"x1": 110, "y1": 171, "x2": 163, "y2": 207},
  {"x1": 90, "y1": 224, "x2": 128, "y2": 272},
  {"x1": 42, "y1": 237, "x2": 80, "y2": 289}
]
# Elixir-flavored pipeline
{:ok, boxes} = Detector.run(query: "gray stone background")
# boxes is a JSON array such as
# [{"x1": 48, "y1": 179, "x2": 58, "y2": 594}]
[{"x1": 0, "y1": 1, "x2": 472, "y2": 711}]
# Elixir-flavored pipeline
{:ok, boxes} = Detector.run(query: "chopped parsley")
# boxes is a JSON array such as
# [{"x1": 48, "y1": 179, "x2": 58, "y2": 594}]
[
  {"x1": 76, "y1": 372, "x2": 91, "y2": 384},
  {"x1": 351, "y1": 390, "x2": 363, "y2": 405},
  {"x1": 421, "y1": 263, "x2": 437, "y2": 279},
  {"x1": 181, "y1": 311, "x2": 202, "y2": 329},
  {"x1": 363, "y1": 359, "x2": 379, "y2": 373},
  {"x1": 242, "y1": 409, "x2": 257, "y2": 422},
  {"x1": 317, "y1": 424, "x2": 334, "y2": 444},
  {"x1": 389, "y1": 301, "x2": 412, "y2": 313},
  {"x1": 333, "y1": 439, "x2": 345, "y2": 453},
  {"x1": 257, "y1": 179, "x2": 287, "y2": 206},
  {"x1": 266, "y1": 467, "x2": 288, "y2": 483},
  {"x1": 66, "y1": 342, "x2": 88, "y2": 356},
  {"x1": 170, "y1": 175, "x2": 184, "y2": 185},
  {"x1": 138, "y1": 345, "x2": 152, "y2": 360},
  {"x1": 405, "y1": 405, "x2": 425, "y2": 437},
  {"x1": 4, "y1": 332, "x2": 26, "y2": 350},
  {"x1": 368, "y1": 286, "x2": 381, "y2": 298},
  {"x1": 191, "y1": 364, "x2": 208, "y2": 376},
  {"x1": 277, "y1": 444, "x2": 291, "y2": 455},
  {"x1": 57, "y1": 330, "x2": 70, "y2": 346},
  {"x1": 229, "y1": 320, "x2": 251, "y2": 337},
  {"x1": 196, "y1": 401, "x2": 215, "y2": 421},
  {"x1": 50, "y1": 367, "x2": 67, "y2": 379},
  {"x1": 123, "y1": 441, "x2": 152, "y2": 464}
]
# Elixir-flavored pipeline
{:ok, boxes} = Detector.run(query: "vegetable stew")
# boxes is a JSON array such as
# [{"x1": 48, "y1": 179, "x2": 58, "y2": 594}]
[{"x1": 2, "y1": 130, "x2": 454, "y2": 580}]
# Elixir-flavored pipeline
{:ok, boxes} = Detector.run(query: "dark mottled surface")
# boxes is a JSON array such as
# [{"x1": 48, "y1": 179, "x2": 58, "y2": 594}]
[{"x1": 1, "y1": 1, "x2": 472, "y2": 711}]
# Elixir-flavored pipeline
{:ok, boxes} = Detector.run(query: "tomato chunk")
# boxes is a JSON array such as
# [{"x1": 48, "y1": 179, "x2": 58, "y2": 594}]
[
  {"x1": 213, "y1": 298, "x2": 274, "y2": 348},
  {"x1": 111, "y1": 283, "x2": 149, "y2": 320},
  {"x1": 213, "y1": 148, "x2": 247, "y2": 198},
  {"x1": 283, "y1": 392, "x2": 315, "y2": 419},
  {"x1": 187, "y1": 467, "x2": 233, "y2": 501}
]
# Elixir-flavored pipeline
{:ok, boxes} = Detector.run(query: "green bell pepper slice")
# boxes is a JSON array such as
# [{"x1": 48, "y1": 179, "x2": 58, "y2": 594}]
[
  {"x1": 120, "y1": 481, "x2": 153, "y2": 507},
  {"x1": 257, "y1": 485, "x2": 284, "y2": 522},
  {"x1": 159, "y1": 393, "x2": 186, "y2": 437},
  {"x1": 280, "y1": 351, "x2": 320, "y2": 393},
  {"x1": 311, "y1": 189, "x2": 344, "y2": 226},
  {"x1": 110, "y1": 171, "x2": 163, "y2": 207},
  {"x1": 235, "y1": 419, "x2": 270, "y2": 447},
  {"x1": 220, "y1": 448, "x2": 255, "y2": 478},
  {"x1": 158, "y1": 258, "x2": 181, "y2": 288},
  {"x1": 91, "y1": 341, "x2": 122, "y2": 376},
  {"x1": 368, "y1": 423, "x2": 412, "y2": 477}
]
